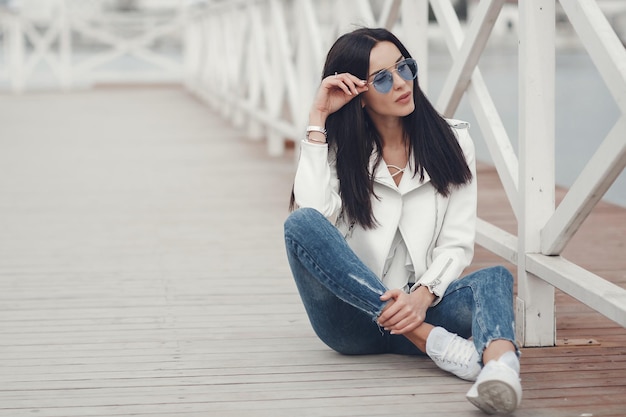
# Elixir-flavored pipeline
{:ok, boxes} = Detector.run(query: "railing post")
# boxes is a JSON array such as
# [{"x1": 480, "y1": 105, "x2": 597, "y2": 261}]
[
  {"x1": 7, "y1": 11, "x2": 24, "y2": 94},
  {"x1": 59, "y1": 0, "x2": 71, "y2": 90},
  {"x1": 401, "y1": 0, "x2": 429, "y2": 93},
  {"x1": 517, "y1": 0, "x2": 556, "y2": 347},
  {"x1": 0, "y1": 10, "x2": 9, "y2": 84}
]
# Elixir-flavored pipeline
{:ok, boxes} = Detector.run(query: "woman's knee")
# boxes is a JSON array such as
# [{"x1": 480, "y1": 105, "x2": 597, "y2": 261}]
[
  {"x1": 478, "y1": 266, "x2": 514, "y2": 299},
  {"x1": 284, "y1": 207, "x2": 323, "y2": 238},
  {"x1": 462, "y1": 266, "x2": 514, "y2": 299},
  {"x1": 491, "y1": 265, "x2": 514, "y2": 288},
  {"x1": 475, "y1": 266, "x2": 513, "y2": 286}
]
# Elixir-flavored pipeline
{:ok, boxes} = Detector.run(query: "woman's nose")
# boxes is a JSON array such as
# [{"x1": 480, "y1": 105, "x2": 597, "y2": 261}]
[{"x1": 392, "y1": 70, "x2": 406, "y2": 89}]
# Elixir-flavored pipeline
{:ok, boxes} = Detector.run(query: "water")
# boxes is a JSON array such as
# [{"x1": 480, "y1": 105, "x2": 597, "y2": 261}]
[{"x1": 427, "y1": 46, "x2": 625, "y2": 208}]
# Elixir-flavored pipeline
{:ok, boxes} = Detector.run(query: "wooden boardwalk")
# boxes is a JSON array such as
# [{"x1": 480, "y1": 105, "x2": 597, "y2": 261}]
[{"x1": 0, "y1": 86, "x2": 624, "y2": 417}]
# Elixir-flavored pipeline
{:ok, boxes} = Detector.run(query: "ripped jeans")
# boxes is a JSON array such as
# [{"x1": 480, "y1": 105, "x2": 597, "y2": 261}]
[{"x1": 284, "y1": 208, "x2": 517, "y2": 360}]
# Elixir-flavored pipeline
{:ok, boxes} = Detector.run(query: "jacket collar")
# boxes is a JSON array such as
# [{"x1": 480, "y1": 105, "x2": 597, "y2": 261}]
[{"x1": 370, "y1": 151, "x2": 431, "y2": 194}]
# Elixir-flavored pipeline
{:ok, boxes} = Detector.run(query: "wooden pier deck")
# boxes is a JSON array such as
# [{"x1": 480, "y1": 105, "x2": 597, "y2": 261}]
[{"x1": 0, "y1": 86, "x2": 624, "y2": 416}]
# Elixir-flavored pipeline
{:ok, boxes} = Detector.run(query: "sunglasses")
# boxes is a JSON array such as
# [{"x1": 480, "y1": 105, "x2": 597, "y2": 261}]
[{"x1": 368, "y1": 58, "x2": 418, "y2": 94}]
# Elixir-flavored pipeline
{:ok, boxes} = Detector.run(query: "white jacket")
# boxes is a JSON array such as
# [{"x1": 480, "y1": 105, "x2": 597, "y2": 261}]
[{"x1": 293, "y1": 119, "x2": 477, "y2": 303}]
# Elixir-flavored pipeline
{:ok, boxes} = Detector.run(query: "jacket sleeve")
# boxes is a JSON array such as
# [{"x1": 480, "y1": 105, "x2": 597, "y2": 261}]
[
  {"x1": 411, "y1": 124, "x2": 477, "y2": 305},
  {"x1": 292, "y1": 140, "x2": 343, "y2": 222}
]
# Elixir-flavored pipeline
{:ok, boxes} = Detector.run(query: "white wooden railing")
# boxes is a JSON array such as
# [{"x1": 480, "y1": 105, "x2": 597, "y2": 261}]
[
  {"x1": 0, "y1": 0, "x2": 184, "y2": 92},
  {"x1": 184, "y1": 0, "x2": 626, "y2": 347}
]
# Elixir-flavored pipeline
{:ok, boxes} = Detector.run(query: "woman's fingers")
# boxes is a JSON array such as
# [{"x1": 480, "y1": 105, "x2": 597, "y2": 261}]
[
  {"x1": 379, "y1": 288, "x2": 401, "y2": 302},
  {"x1": 377, "y1": 305, "x2": 399, "y2": 328},
  {"x1": 385, "y1": 310, "x2": 424, "y2": 334},
  {"x1": 381, "y1": 288, "x2": 404, "y2": 300},
  {"x1": 312, "y1": 72, "x2": 368, "y2": 115},
  {"x1": 389, "y1": 308, "x2": 426, "y2": 334},
  {"x1": 379, "y1": 289, "x2": 427, "y2": 333},
  {"x1": 325, "y1": 73, "x2": 367, "y2": 96},
  {"x1": 378, "y1": 289, "x2": 406, "y2": 327},
  {"x1": 389, "y1": 318, "x2": 421, "y2": 335}
]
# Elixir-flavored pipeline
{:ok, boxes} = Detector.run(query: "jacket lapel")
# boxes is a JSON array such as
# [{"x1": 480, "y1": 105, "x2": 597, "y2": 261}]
[
  {"x1": 401, "y1": 164, "x2": 431, "y2": 194},
  {"x1": 372, "y1": 158, "x2": 399, "y2": 189},
  {"x1": 370, "y1": 151, "x2": 432, "y2": 194}
]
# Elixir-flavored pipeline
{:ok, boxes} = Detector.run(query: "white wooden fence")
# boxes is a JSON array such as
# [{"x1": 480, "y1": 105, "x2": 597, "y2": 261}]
[
  {"x1": 183, "y1": 0, "x2": 626, "y2": 347},
  {"x1": 0, "y1": 0, "x2": 185, "y2": 92}
]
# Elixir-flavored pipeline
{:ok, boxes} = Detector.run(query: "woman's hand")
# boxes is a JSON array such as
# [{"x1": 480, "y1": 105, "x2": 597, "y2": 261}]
[
  {"x1": 310, "y1": 73, "x2": 369, "y2": 122},
  {"x1": 377, "y1": 286, "x2": 435, "y2": 335}
]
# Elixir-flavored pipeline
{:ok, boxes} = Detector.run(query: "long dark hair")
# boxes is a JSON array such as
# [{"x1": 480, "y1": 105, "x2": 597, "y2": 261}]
[{"x1": 291, "y1": 28, "x2": 472, "y2": 229}]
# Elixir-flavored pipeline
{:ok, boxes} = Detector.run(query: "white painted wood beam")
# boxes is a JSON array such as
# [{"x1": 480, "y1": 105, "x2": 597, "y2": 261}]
[
  {"x1": 560, "y1": 0, "x2": 626, "y2": 115},
  {"x1": 476, "y1": 218, "x2": 519, "y2": 265},
  {"x1": 430, "y1": 0, "x2": 519, "y2": 219},
  {"x1": 517, "y1": 0, "x2": 556, "y2": 347},
  {"x1": 298, "y1": 0, "x2": 324, "y2": 69},
  {"x1": 401, "y1": 0, "x2": 429, "y2": 93},
  {"x1": 379, "y1": 0, "x2": 401, "y2": 29},
  {"x1": 355, "y1": 0, "x2": 376, "y2": 27},
  {"x1": 541, "y1": 117, "x2": 626, "y2": 255},
  {"x1": 8, "y1": 13, "x2": 24, "y2": 93},
  {"x1": 436, "y1": 0, "x2": 505, "y2": 117},
  {"x1": 58, "y1": 0, "x2": 71, "y2": 89},
  {"x1": 526, "y1": 254, "x2": 626, "y2": 328}
]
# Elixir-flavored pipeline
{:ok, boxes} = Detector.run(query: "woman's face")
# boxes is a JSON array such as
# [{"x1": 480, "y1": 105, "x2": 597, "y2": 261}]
[{"x1": 361, "y1": 41, "x2": 415, "y2": 120}]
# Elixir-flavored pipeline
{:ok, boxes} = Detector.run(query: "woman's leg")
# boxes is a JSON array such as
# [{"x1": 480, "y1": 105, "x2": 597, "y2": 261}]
[
  {"x1": 393, "y1": 266, "x2": 517, "y2": 383},
  {"x1": 284, "y1": 208, "x2": 413, "y2": 354},
  {"x1": 425, "y1": 265, "x2": 518, "y2": 361},
  {"x1": 284, "y1": 208, "x2": 496, "y2": 371},
  {"x1": 425, "y1": 265, "x2": 521, "y2": 413}
]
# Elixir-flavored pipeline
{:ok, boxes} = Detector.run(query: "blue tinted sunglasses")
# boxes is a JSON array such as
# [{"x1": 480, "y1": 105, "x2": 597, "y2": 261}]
[{"x1": 368, "y1": 58, "x2": 418, "y2": 94}]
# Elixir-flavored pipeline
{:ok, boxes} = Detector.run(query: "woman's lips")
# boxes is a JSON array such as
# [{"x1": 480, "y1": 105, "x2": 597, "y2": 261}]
[{"x1": 396, "y1": 92, "x2": 411, "y2": 103}]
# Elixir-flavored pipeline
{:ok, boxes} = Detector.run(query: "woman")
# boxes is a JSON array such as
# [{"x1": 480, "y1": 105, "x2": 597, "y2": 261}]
[{"x1": 284, "y1": 27, "x2": 522, "y2": 415}]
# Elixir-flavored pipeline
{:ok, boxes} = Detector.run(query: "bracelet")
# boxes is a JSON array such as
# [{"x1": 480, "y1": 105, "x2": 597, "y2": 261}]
[
  {"x1": 306, "y1": 125, "x2": 327, "y2": 142},
  {"x1": 306, "y1": 137, "x2": 327, "y2": 144}
]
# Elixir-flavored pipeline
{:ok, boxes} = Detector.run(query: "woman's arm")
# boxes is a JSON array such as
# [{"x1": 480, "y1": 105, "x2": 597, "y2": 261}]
[
  {"x1": 292, "y1": 73, "x2": 368, "y2": 220},
  {"x1": 292, "y1": 141, "x2": 342, "y2": 220}
]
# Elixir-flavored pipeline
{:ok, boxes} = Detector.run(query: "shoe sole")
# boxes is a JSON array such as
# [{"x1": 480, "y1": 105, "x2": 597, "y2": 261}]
[{"x1": 467, "y1": 379, "x2": 518, "y2": 415}]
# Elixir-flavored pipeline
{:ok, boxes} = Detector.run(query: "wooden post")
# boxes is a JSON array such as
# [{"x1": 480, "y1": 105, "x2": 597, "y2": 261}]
[
  {"x1": 8, "y1": 12, "x2": 24, "y2": 94},
  {"x1": 401, "y1": 0, "x2": 429, "y2": 93},
  {"x1": 517, "y1": 0, "x2": 556, "y2": 347},
  {"x1": 59, "y1": 0, "x2": 71, "y2": 90}
]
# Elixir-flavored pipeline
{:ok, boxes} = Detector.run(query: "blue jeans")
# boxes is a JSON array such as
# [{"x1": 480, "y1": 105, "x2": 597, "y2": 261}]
[{"x1": 284, "y1": 208, "x2": 518, "y2": 360}]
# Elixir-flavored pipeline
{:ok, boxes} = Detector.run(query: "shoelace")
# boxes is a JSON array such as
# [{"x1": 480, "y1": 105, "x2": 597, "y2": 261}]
[{"x1": 442, "y1": 337, "x2": 475, "y2": 366}]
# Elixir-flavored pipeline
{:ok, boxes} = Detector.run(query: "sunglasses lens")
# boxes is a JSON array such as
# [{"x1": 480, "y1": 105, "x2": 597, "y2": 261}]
[
  {"x1": 398, "y1": 59, "x2": 418, "y2": 81},
  {"x1": 370, "y1": 59, "x2": 418, "y2": 93},
  {"x1": 372, "y1": 71, "x2": 393, "y2": 93}
]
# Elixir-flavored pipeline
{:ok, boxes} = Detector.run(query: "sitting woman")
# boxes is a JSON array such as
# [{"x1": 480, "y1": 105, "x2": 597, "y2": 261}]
[{"x1": 283, "y1": 27, "x2": 522, "y2": 415}]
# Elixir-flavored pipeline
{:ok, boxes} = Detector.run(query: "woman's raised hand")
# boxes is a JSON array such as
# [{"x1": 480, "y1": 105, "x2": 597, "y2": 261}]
[{"x1": 310, "y1": 73, "x2": 369, "y2": 120}]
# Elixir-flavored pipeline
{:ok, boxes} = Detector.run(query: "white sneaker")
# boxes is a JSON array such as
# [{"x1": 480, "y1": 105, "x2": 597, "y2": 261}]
[
  {"x1": 425, "y1": 327, "x2": 481, "y2": 381},
  {"x1": 466, "y1": 352, "x2": 522, "y2": 415}
]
